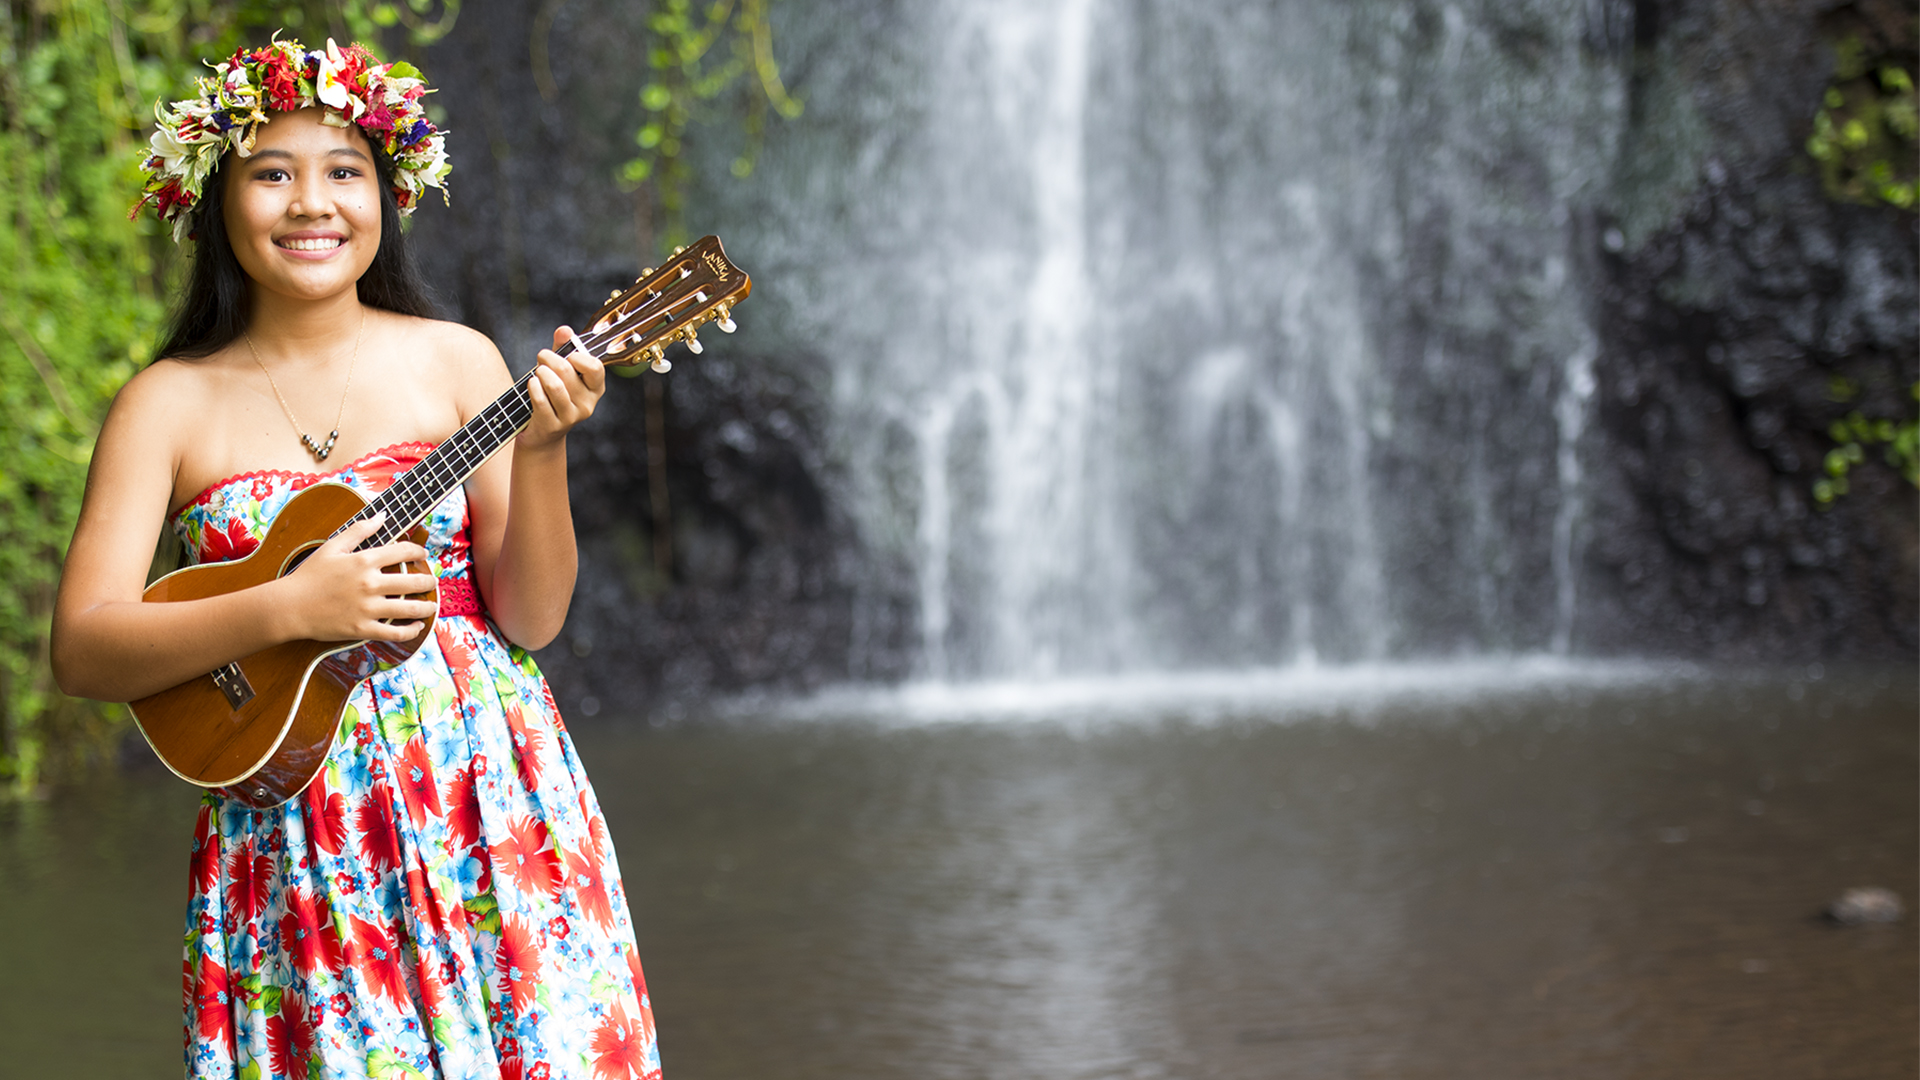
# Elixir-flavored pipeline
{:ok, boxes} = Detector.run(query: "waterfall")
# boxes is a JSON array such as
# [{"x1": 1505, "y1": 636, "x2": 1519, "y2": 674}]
[{"x1": 723, "y1": 0, "x2": 1631, "y2": 677}]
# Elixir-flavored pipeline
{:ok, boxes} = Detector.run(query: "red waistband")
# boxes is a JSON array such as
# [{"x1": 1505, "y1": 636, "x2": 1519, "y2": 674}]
[{"x1": 438, "y1": 574, "x2": 484, "y2": 617}]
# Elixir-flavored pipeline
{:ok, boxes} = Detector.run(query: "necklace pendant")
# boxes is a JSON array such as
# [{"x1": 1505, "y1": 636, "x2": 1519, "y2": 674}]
[{"x1": 303, "y1": 429, "x2": 339, "y2": 463}]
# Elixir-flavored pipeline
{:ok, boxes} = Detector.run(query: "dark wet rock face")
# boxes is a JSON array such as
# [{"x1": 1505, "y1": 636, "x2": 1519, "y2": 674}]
[
  {"x1": 404, "y1": 0, "x2": 1915, "y2": 710},
  {"x1": 539, "y1": 354, "x2": 906, "y2": 706},
  {"x1": 1582, "y1": 0, "x2": 1918, "y2": 658}
]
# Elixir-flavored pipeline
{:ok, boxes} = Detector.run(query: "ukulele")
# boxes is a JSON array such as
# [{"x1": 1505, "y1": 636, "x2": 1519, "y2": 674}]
[{"x1": 130, "y1": 236, "x2": 750, "y2": 809}]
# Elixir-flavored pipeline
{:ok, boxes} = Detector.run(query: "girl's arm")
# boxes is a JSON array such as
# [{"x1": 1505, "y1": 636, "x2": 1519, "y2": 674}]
[
  {"x1": 50, "y1": 365, "x2": 439, "y2": 703},
  {"x1": 464, "y1": 325, "x2": 607, "y2": 651}
]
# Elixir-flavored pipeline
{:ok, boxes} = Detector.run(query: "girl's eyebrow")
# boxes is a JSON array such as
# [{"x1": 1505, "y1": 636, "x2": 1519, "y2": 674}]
[{"x1": 248, "y1": 146, "x2": 373, "y2": 163}]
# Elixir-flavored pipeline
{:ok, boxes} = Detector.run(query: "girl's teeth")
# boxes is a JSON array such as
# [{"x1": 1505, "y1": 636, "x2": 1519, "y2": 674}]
[{"x1": 281, "y1": 238, "x2": 341, "y2": 251}]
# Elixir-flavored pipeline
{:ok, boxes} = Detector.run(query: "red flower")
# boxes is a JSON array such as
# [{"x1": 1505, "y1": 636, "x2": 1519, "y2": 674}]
[
  {"x1": 355, "y1": 787, "x2": 403, "y2": 875},
  {"x1": 529, "y1": 1063, "x2": 552, "y2": 1080},
  {"x1": 565, "y1": 847, "x2": 615, "y2": 929},
  {"x1": 305, "y1": 786, "x2": 349, "y2": 856},
  {"x1": 359, "y1": 97, "x2": 399, "y2": 133},
  {"x1": 590, "y1": 1005, "x2": 648, "y2": 1080},
  {"x1": 445, "y1": 768, "x2": 483, "y2": 851},
  {"x1": 495, "y1": 916, "x2": 542, "y2": 1015},
  {"x1": 201, "y1": 516, "x2": 260, "y2": 564},
  {"x1": 280, "y1": 887, "x2": 345, "y2": 977},
  {"x1": 492, "y1": 815, "x2": 563, "y2": 900},
  {"x1": 397, "y1": 737, "x2": 442, "y2": 827},
  {"x1": 266, "y1": 993, "x2": 316, "y2": 1076},
  {"x1": 262, "y1": 53, "x2": 303, "y2": 111},
  {"x1": 546, "y1": 915, "x2": 570, "y2": 940},
  {"x1": 348, "y1": 914, "x2": 409, "y2": 1003},
  {"x1": 578, "y1": 792, "x2": 609, "y2": 860},
  {"x1": 188, "y1": 813, "x2": 222, "y2": 898},
  {"x1": 504, "y1": 704, "x2": 547, "y2": 792},
  {"x1": 224, "y1": 842, "x2": 274, "y2": 926},
  {"x1": 189, "y1": 952, "x2": 232, "y2": 1046}
]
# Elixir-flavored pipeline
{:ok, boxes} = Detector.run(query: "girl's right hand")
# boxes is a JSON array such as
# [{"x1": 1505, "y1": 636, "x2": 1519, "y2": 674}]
[{"x1": 277, "y1": 513, "x2": 441, "y2": 642}]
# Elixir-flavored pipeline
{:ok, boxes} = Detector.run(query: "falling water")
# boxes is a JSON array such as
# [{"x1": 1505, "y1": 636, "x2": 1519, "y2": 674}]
[{"x1": 724, "y1": 0, "x2": 1633, "y2": 677}]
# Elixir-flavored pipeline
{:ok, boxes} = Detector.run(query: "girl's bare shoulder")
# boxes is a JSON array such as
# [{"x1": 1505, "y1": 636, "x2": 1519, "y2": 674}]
[
  {"x1": 109, "y1": 349, "x2": 241, "y2": 432},
  {"x1": 376, "y1": 312, "x2": 510, "y2": 410},
  {"x1": 383, "y1": 312, "x2": 506, "y2": 372}
]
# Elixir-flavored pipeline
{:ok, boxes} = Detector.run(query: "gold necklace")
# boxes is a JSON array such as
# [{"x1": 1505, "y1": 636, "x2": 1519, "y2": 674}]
[{"x1": 246, "y1": 310, "x2": 366, "y2": 463}]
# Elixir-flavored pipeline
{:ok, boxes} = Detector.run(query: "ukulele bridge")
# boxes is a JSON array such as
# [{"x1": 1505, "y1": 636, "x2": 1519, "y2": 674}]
[{"x1": 210, "y1": 663, "x2": 256, "y2": 711}]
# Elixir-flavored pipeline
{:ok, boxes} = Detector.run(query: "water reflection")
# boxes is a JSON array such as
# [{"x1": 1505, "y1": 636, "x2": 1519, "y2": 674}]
[{"x1": 3, "y1": 666, "x2": 1914, "y2": 1078}]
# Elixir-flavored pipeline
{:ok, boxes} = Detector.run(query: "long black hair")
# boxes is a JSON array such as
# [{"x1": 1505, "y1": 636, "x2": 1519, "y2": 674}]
[{"x1": 154, "y1": 139, "x2": 439, "y2": 361}]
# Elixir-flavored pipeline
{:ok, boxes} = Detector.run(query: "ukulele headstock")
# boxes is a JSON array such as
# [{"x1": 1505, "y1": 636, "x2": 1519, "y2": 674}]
[{"x1": 585, "y1": 235, "x2": 752, "y2": 373}]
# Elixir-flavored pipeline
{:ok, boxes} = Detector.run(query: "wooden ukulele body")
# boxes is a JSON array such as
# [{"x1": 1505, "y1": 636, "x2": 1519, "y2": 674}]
[{"x1": 129, "y1": 482, "x2": 436, "y2": 809}]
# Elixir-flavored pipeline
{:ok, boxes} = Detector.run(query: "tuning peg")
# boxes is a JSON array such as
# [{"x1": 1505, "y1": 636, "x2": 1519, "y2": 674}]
[
  {"x1": 683, "y1": 328, "x2": 703, "y2": 354},
  {"x1": 649, "y1": 344, "x2": 671, "y2": 373},
  {"x1": 641, "y1": 267, "x2": 655, "y2": 277},
  {"x1": 715, "y1": 303, "x2": 736, "y2": 333},
  {"x1": 608, "y1": 287, "x2": 621, "y2": 300}
]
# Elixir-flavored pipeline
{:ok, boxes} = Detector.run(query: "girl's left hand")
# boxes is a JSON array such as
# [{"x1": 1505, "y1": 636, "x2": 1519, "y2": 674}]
[{"x1": 519, "y1": 325, "x2": 606, "y2": 450}]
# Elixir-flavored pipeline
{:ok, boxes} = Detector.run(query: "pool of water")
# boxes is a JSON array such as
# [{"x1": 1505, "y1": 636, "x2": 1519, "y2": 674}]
[{"x1": 3, "y1": 663, "x2": 1914, "y2": 1077}]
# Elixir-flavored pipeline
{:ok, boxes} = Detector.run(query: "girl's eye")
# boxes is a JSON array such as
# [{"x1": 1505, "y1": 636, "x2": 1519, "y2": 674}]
[
  {"x1": 259, "y1": 168, "x2": 290, "y2": 182},
  {"x1": 330, "y1": 167, "x2": 362, "y2": 180}
]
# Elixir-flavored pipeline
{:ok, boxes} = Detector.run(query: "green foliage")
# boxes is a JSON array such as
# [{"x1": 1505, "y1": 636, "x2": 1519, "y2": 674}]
[
  {"x1": 0, "y1": 0, "x2": 194, "y2": 795},
  {"x1": 620, "y1": 0, "x2": 800, "y2": 253},
  {"x1": 1813, "y1": 378, "x2": 1919, "y2": 507},
  {"x1": 213, "y1": 0, "x2": 458, "y2": 48},
  {"x1": 1806, "y1": 38, "x2": 1917, "y2": 209}
]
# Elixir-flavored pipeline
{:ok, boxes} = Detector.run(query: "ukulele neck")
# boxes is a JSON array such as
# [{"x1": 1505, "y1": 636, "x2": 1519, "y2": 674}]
[{"x1": 346, "y1": 352, "x2": 573, "y2": 547}]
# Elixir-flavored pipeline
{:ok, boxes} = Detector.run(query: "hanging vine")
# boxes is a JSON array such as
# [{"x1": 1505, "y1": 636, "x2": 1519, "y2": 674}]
[{"x1": 619, "y1": 0, "x2": 801, "y2": 253}]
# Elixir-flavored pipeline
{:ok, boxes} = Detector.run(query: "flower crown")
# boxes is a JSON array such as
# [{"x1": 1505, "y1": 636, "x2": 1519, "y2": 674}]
[{"x1": 134, "y1": 37, "x2": 451, "y2": 242}]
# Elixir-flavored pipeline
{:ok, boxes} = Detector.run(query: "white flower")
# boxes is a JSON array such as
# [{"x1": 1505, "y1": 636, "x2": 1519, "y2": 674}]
[
  {"x1": 148, "y1": 124, "x2": 191, "y2": 174},
  {"x1": 314, "y1": 39, "x2": 364, "y2": 121}
]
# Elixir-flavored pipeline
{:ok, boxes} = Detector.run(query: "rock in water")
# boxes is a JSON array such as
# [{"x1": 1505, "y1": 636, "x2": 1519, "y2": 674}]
[{"x1": 1824, "y1": 887, "x2": 1905, "y2": 925}]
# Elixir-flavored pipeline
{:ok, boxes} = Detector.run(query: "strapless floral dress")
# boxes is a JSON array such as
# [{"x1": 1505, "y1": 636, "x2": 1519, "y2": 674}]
[{"x1": 171, "y1": 443, "x2": 661, "y2": 1080}]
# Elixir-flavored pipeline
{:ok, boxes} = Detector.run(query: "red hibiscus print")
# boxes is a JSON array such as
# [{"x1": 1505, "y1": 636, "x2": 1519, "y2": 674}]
[
  {"x1": 188, "y1": 820, "x2": 222, "y2": 898},
  {"x1": 590, "y1": 1005, "x2": 649, "y2": 1080},
  {"x1": 495, "y1": 916, "x2": 542, "y2": 1016},
  {"x1": 578, "y1": 791, "x2": 609, "y2": 860},
  {"x1": 201, "y1": 516, "x2": 260, "y2": 564},
  {"x1": 445, "y1": 769, "x2": 483, "y2": 851},
  {"x1": 355, "y1": 787, "x2": 403, "y2": 875},
  {"x1": 266, "y1": 993, "x2": 316, "y2": 1076},
  {"x1": 492, "y1": 815, "x2": 563, "y2": 900},
  {"x1": 224, "y1": 842, "x2": 274, "y2": 926},
  {"x1": 348, "y1": 915, "x2": 409, "y2": 1004},
  {"x1": 305, "y1": 786, "x2": 348, "y2": 857},
  {"x1": 565, "y1": 847, "x2": 615, "y2": 929},
  {"x1": 504, "y1": 703, "x2": 547, "y2": 792},
  {"x1": 280, "y1": 887, "x2": 345, "y2": 977},
  {"x1": 397, "y1": 737, "x2": 442, "y2": 827},
  {"x1": 189, "y1": 952, "x2": 233, "y2": 1046}
]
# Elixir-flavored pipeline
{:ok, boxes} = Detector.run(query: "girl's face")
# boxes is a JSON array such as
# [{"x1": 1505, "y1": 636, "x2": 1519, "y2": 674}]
[{"x1": 222, "y1": 107, "x2": 381, "y2": 305}]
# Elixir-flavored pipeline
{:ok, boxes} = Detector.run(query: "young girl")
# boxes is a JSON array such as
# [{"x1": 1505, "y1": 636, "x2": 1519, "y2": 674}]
[{"x1": 50, "y1": 40, "x2": 662, "y2": 1080}]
